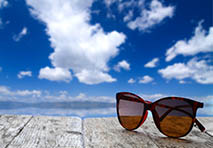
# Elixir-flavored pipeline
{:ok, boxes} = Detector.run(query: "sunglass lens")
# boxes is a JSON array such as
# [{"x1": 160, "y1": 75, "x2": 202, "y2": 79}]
[
  {"x1": 155, "y1": 98, "x2": 193, "y2": 137},
  {"x1": 117, "y1": 94, "x2": 144, "y2": 130}
]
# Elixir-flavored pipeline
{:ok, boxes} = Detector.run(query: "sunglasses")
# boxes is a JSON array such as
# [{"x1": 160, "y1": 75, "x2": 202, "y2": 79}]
[{"x1": 116, "y1": 92, "x2": 206, "y2": 138}]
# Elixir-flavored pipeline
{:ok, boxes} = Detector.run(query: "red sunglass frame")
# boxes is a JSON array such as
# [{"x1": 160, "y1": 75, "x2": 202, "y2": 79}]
[{"x1": 116, "y1": 92, "x2": 205, "y2": 138}]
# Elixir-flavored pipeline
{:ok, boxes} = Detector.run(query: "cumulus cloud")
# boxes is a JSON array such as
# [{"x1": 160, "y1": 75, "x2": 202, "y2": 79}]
[
  {"x1": 76, "y1": 93, "x2": 86, "y2": 99},
  {"x1": 128, "y1": 78, "x2": 135, "y2": 84},
  {"x1": 0, "y1": 85, "x2": 10, "y2": 95},
  {"x1": 166, "y1": 21, "x2": 213, "y2": 61},
  {"x1": 193, "y1": 95, "x2": 213, "y2": 116},
  {"x1": 0, "y1": 0, "x2": 8, "y2": 8},
  {"x1": 123, "y1": 10, "x2": 133, "y2": 22},
  {"x1": 159, "y1": 63, "x2": 191, "y2": 80},
  {"x1": 179, "y1": 80, "x2": 186, "y2": 84},
  {"x1": 144, "y1": 57, "x2": 159, "y2": 68},
  {"x1": 16, "y1": 90, "x2": 41, "y2": 97},
  {"x1": 75, "y1": 69, "x2": 116, "y2": 85},
  {"x1": 158, "y1": 57, "x2": 213, "y2": 84},
  {"x1": 114, "y1": 60, "x2": 130, "y2": 72},
  {"x1": 26, "y1": 0, "x2": 126, "y2": 85},
  {"x1": 0, "y1": 85, "x2": 41, "y2": 97},
  {"x1": 139, "y1": 75, "x2": 154, "y2": 84},
  {"x1": 17, "y1": 71, "x2": 32, "y2": 79},
  {"x1": 39, "y1": 67, "x2": 72, "y2": 83},
  {"x1": 127, "y1": 0, "x2": 174, "y2": 31},
  {"x1": 103, "y1": 0, "x2": 173, "y2": 31},
  {"x1": 104, "y1": 0, "x2": 117, "y2": 8},
  {"x1": 118, "y1": 0, "x2": 141, "y2": 12},
  {"x1": 13, "y1": 27, "x2": 28, "y2": 42}
]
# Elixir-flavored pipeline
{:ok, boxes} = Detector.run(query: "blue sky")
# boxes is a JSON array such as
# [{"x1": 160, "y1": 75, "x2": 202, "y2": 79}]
[{"x1": 0, "y1": 0, "x2": 212, "y2": 117}]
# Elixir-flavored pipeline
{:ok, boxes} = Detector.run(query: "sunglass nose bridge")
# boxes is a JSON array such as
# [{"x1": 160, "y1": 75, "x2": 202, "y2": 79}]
[{"x1": 145, "y1": 101, "x2": 153, "y2": 110}]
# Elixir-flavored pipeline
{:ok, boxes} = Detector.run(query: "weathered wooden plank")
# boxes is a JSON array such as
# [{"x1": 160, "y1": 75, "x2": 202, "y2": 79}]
[
  {"x1": 199, "y1": 117, "x2": 213, "y2": 136},
  {"x1": 83, "y1": 117, "x2": 158, "y2": 148},
  {"x1": 1, "y1": 115, "x2": 212, "y2": 148},
  {"x1": 84, "y1": 117, "x2": 213, "y2": 148},
  {"x1": 7, "y1": 116, "x2": 83, "y2": 148},
  {"x1": 0, "y1": 115, "x2": 32, "y2": 148}
]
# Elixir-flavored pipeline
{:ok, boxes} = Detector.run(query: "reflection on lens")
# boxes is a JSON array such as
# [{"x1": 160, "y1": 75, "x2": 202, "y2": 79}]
[
  {"x1": 156, "y1": 98, "x2": 193, "y2": 137},
  {"x1": 118, "y1": 99, "x2": 144, "y2": 130},
  {"x1": 160, "y1": 114, "x2": 193, "y2": 137}
]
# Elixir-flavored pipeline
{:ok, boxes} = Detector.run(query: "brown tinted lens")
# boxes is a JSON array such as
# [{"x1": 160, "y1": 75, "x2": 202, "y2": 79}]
[
  {"x1": 155, "y1": 98, "x2": 193, "y2": 137},
  {"x1": 118, "y1": 97, "x2": 144, "y2": 130}
]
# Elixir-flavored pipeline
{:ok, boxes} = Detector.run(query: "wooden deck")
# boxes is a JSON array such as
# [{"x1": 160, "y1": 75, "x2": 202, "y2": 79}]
[{"x1": 0, "y1": 115, "x2": 212, "y2": 148}]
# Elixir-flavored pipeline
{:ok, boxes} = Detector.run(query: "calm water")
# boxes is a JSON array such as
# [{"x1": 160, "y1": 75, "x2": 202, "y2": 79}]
[{"x1": 0, "y1": 101, "x2": 212, "y2": 118}]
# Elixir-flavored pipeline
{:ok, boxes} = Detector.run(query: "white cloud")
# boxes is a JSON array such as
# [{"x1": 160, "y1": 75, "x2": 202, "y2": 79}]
[
  {"x1": 199, "y1": 95, "x2": 213, "y2": 106},
  {"x1": 123, "y1": 10, "x2": 133, "y2": 22},
  {"x1": 13, "y1": 27, "x2": 28, "y2": 42},
  {"x1": 104, "y1": 0, "x2": 117, "y2": 8},
  {"x1": 166, "y1": 21, "x2": 213, "y2": 61},
  {"x1": 118, "y1": 0, "x2": 140, "y2": 12},
  {"x1": 16, "y1": 90, "x2": 41, "y2": 97},
  {"x1": 0, "y1": 85, "x2": 41, "y2": 97},
  {"x1": 128, "y1": 78, "x2": 135, "y2": 84},
  {"x1": 0, "y1": 0, "x2": 8, "y2": 8},
  {"x1": 114, "y1": 60, "x2": 130, "y2": 72},
  {"x1": 179, "y1": 80, "x2": 186, "y2": 84},
  {"x1": 144, "y1": 57, "x2": 159, "y2": 68},
  {"x1": 103, "y1": 0, "x2": 143, "y2": 21},
  {"x1": 75, "y1": 69, "x2": 116, "y2": 85},
  {"x1": 26, "y1": 0, "x2": 126, "y2": 85},
  {"x1": 139, "y1": 75, "x2": 154, "y2": 84},
  {"x1": 127, "y1": 0, "x2": 174, "y2": 31},
  {"x1": 76, "y1": 93, "x2": 86, "y2": 99},
  {"x1": 159, "y1": 57, "x2": 213, "y2": 84},
  {"x1": 39, "y1": 67, "x2": 72, "y2": 83},
  {"x1": 0, "y1": 85, "x2": 10, "y2": 95},
  {"x1": 159, "y1": 63, "x2": 191, "y2": 80},
  {"x1": 193, "y1": 95, "x2": 213, "y2": 116},
  {"x1": 17, "y1": 71, "x2": 32, "y2": 79}
]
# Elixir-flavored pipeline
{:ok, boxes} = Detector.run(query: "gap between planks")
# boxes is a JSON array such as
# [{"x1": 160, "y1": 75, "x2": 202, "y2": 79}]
[
  {"x1": 5, "y1": 116, "x2": 33, "y2": 148},
  {"x1": 1, "y1": 116, "x2": 213, "y2": 148}
]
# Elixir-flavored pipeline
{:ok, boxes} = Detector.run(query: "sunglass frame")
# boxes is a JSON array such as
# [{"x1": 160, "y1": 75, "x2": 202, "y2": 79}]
[{"x1": 116, "y1": 92, "x2": 204, "y2": 138}]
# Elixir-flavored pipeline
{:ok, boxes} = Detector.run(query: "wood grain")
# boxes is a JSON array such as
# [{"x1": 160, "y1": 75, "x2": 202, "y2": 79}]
[
  {"x1": 84, "y1": 117, "x2": 213, "y2": 148},
  {"x1": 0, "y1": 115, "x2": 32, "y2": 148},
  {"x1": 0, "y1": 115, "x2": 212, "y2": 148},
  {"x1": 83, "y1": 117, "x2": 158, "y2": 148},
  {"x1": 7, "y1": 116, "x2": 83, "y2": 148}
]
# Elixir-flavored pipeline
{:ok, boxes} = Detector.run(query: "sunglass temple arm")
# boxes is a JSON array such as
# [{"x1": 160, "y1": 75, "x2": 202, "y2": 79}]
[
  {"x1": 195, "y1": 118, "x2": 205, "y2": 132},
  {"x1": 194, "y1": 118, "x2": 213, "y2": 137}
]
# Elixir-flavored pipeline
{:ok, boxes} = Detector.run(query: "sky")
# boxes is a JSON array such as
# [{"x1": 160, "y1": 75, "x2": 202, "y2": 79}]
[{"x1": 0, "y1": 0, "x2": 212, "y2": 117}]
